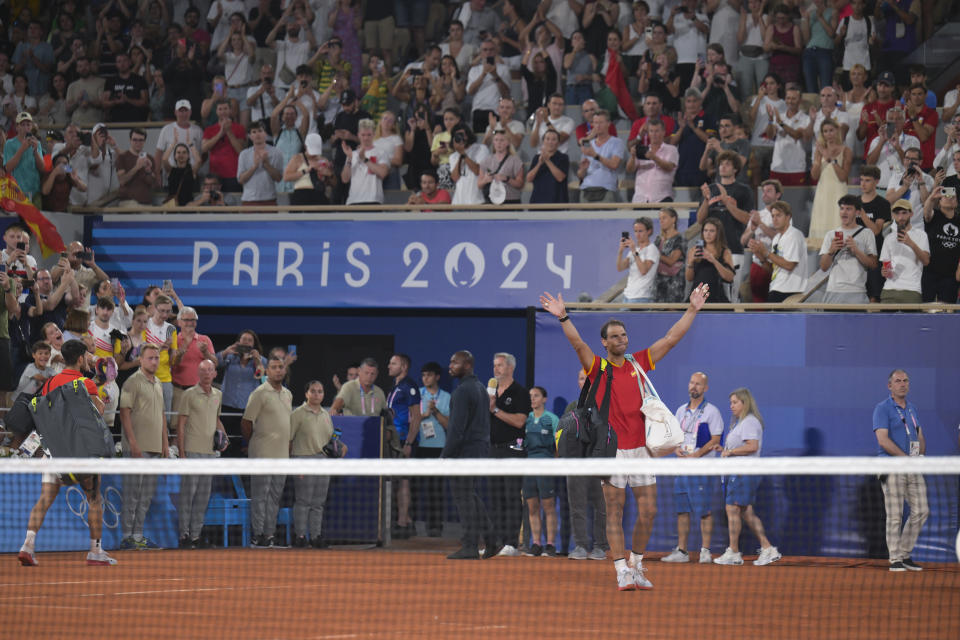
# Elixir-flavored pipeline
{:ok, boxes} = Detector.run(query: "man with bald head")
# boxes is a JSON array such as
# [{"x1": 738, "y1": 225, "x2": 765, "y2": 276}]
[
  {"x1": 176, "y1": 359, "x2": 226, "y2": 548},
  {"x1": 661, "y1": 372, "x2": 725, "y2": 564},
  {"x1": 51, "y1": 241, "x2": 108, "y2": 293},
  {"x1": 443, "y1": 350, "x2": 499, "y2": 560}
]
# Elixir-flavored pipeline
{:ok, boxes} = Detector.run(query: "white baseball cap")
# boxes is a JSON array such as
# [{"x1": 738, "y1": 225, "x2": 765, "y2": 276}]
[{"x1": 175, "y1": 99, "x2": 191, "y2": 111}]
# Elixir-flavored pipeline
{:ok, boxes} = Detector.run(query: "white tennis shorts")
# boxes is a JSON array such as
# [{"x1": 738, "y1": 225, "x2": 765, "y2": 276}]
[{"x1": 605, "y1": 446, "x2": 656, "y2": 489}]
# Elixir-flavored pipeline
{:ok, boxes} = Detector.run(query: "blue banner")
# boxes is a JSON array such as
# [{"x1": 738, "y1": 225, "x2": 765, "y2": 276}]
[{"x1": 89, "y1": 216, "x2": 632, "y2": 308}]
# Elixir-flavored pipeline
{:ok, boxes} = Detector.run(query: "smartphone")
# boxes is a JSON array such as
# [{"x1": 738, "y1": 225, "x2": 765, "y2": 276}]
[
  {"x1": 708, "y1": 184, "x2": 721, "y2": 198},
  {"x1": 16, "y1": 241, "x2": 25, "y2": 251},
  {"x1": 111, "y1": 277, "x2": 120, "y2": 291},
  {"x1": 215, "y1": 82, "x2": 224, "y2": 93},
  {"x1": 943, "y1": 187, "x2": 957, "y2": 198},
  {"x1": 409, "y1": 68, "x2": 423, "y2": 76},
  {"x1": 695, "y1": 239, "x2": 705, "y2": 251},
  {"x1": 834, "y1": 231, "x2": 843, "y2": 242},
  {"x1": 621, "y1": 231, "x2": 630, "y2": 240},
  {"x1": 59, "y1": 251, "x2": 68, "y2": 259},
  {"x1": 163, "y1": 278, "x2": 172, "y2": 289},
  {"x1": 63, "y1": 164, "x2": 72, "y2": 173},
  {"x1": 486, "y1": 56, "x2": 495, "y2": 65},
  {"x1": 885, "y1": 122, "x2": 896, "y2": 138},
  {"x1": 287, "y1": 344, "x2": 297, "y2": 357},
  {"x1": 645, "y1": 26, "x2": 653, "y2": 37}
]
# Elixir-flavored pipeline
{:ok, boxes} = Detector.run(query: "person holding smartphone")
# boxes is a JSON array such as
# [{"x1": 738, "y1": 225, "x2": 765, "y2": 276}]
[
  {"x1": 921, "y1": 186, "x2": 960, "y2": 302},
  {"x1": 687, "y1": 217, "x2": 734, "y2": 303},
  {"x1": 818, "y1": 195, "x2": 878, "y2": 303}
]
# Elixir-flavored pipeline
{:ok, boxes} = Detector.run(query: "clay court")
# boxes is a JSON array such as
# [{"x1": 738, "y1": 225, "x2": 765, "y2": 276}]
[{"x1": 3, "y1": 546, "x2": 959, "y2": 640}]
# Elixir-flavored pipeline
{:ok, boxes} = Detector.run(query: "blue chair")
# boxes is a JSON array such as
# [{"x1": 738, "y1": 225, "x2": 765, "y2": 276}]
[{"x1": 204, "y1": 476, "x2": 251, "y2": 547}]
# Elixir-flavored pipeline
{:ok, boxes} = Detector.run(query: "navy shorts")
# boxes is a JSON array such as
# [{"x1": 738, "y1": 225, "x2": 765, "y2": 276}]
[
  {"x1": 394, "y1": 0, "x2": 428, "y2": 27},
  {"x1": 674, "y1": 474, "x2": 716, "y2": 518},
  {"x1": 523, "y1": 476, "x2": 557, "y2": 500},
  {"x1": 724, "y1": 475, "x2": 761, "y2": 506}
]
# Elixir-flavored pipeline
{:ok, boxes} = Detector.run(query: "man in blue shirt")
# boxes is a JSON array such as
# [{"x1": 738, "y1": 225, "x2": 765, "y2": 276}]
[
  {"x1": 389, "y1": 353, "x2": 422, "y2": 539},
  {"x1": 575, "y1": 109, "x2": 625, "y2": 202},
  {"x1": 872, "y1": 368, "x2": 928, "y2": 572},
  {"x1": 416, "y1": 361, "x2": 450, "y2": 537},
  {"x1": 3, "y1": 112, "x2": 45, "y2": 203}
]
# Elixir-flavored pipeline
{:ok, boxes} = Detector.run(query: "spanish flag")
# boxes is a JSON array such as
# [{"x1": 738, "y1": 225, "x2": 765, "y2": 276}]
[{"x1": 0, "y1": 174, "x2": 66, "y2": 258}]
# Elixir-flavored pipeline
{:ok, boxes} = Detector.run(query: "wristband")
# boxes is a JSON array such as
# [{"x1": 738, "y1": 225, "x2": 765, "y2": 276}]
[{"x1": 558, "y1": 315, "x2": 570, "y2": 323}]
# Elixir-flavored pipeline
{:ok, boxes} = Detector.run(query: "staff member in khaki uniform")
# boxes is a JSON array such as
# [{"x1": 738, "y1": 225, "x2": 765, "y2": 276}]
[
  {"x1": 176, "y1": 359, "x2": 226, "y2": 549},
  {"x1": 242, "y1": 357, "x2": 293, "y2": 548},
  {"x1": 118, "y1": 343, "x2": 168, "y2": 550},
  {"x1": 290, "y1": 380, "x2": 347, "y2": 548}
]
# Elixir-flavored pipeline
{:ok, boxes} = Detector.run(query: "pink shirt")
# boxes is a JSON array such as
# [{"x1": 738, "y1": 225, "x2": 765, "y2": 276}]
[
  {"x1": 631, "y1": 143, "x2": 678, "y2": 204},
  {"x1": 171, "y1": 332, "x2": 215, "y2": 387}
]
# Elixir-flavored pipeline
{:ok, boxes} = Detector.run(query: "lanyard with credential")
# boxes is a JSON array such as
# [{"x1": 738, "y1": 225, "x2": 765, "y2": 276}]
[
  {"x1": 361, "y1": 387, "x2": 377, "y2": 415},
  {"x1": 680, "y1": 402, "x2": 706, "y2": 435},
  {"x1": 894, "y1": 404, "x2": 918, "y2": 441}
]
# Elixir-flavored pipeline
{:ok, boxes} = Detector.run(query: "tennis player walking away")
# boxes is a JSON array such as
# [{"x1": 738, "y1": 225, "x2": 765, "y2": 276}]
[
  {"x1": 18, "y1": 339, "x2": 118, "y2": 567},
  {"x1": 539, "y1": 283, "x2": 710, "y2": 591}
]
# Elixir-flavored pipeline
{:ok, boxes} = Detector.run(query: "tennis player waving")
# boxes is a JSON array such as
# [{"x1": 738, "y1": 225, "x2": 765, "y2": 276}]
[{"x1": 539, "y1": 283, "x2": 709, "y2": 591}]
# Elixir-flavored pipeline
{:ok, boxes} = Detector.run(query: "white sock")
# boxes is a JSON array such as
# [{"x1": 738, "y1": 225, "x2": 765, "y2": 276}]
[
  {"x1": 614, "y1": 558, "x2": 628, "y2": 572},
  {"x1": 630, "y1": 551, "x2": 643, "y2": 567},
  {"x1": 90, "y1": 539, "x2": 102, "y2": 553},
  {"x1": 22, "y1": 530, "x2": 37, "y2": 551},
  {"x1": 133, "y1": 534, "x2": 144, "y2": 542}
]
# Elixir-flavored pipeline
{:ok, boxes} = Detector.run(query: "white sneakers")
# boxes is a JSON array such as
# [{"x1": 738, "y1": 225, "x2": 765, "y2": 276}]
[
  {"x1": 699, "y1": 547, "x2": 712, "y2": 564},
  {"x1": 86, "y1": 550, "x2": 119, "y2": 565},
  {"x1": 754, "y1": 546, "x2": 782, "y2": 566},
  {"x1": 713, "y1": 547, "x2": 744, "y2": 565},
  {"x1": 616, "y1": 562, "x2": 654, "y2": 591},
  {"x1": 496, "y1": 544, "x2": 520, "y2": 557},
  {"x1": 661, "y1": 547, "x2": 690, "y2": 563}
]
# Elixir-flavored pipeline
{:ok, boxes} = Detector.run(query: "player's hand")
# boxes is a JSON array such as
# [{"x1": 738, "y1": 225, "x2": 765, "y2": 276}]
[
  {"x1": 539, "y1": 291, "x2": 567, "y2": 318},
  {"x1": 689, "y1": 282, "x2": 710, "y2": 310}
]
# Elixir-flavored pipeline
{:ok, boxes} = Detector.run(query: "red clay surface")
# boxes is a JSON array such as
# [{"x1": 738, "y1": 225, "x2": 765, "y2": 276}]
[{"x1": 2, "y1": 547, "x2": 958, "y2": 640}]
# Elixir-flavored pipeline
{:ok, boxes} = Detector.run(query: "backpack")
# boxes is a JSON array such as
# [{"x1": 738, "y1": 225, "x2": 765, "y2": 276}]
[
  {"x1": 557, "y1": 360, "x2": 618, "y2": 458},
  {"x1": 29, "y1": 378, "x2": 114, "y2": 459},
  {"x1": 834, "y1": 16, "x2": 872, "y2": 68}
]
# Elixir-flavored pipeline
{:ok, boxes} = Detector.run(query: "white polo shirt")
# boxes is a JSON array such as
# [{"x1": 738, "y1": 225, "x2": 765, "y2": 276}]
[
  {"x1": 879, "y1": 227, "x2": 929, "y2": 294},
  {"x1": 769, "y1": 224, "x2": 808, "y2": 294}
]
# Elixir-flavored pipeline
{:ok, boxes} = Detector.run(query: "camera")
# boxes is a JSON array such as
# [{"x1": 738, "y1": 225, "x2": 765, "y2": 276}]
[
  {"x1": 301, "y1": 80, "x2": 308, "y2": 88},
  {"x1": 264, "y1": 76, "x2": 273, "y2": 85},
  {"x1": 21, "y1": 279, "x2": 35, "y2": 289},
  {"x1": 236, "y1": 344, "x2": 252, "y2": 355},
  {"x1": 453, "y1": 131, "x2": 466, "y2": 145},
  {"x1": 713, "y1": 75, "x2": 725, "y2": 86},
  {"x1": 635, "y1": 144, "x2": 649, "y2": 159},
  {"x1": 906, "y1": 165, "x2": 919, "y2": 176},
  {"x1": 943, "y1": 187, "x2": 957, "y2": 198},
  {"x1": 79, "y1": 250, "x2": 92, "y2": 261}
]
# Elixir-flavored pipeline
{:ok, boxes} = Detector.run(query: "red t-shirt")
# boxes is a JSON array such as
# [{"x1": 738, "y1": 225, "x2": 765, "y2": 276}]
[
  {"x1": 903, "y1": 105, "x2": 938, "y2": 169},
  {"x1": 203, "y1": 121, "x2": 246, "y2": 180},
  {"x1": 628, "y1": 115, "x2": 677, "y2": 144},
  {"x1": 171, "y1": 332, "x2": 215, "y2": 387},
  {"x1": 584, "y1": 349, "x2": 654, "y2": 449},
  {"x1": 41, "y1": 368, "x2": 98, "y2": 398},
  {"x1": 859, "y1": 99, "x2": 896, "y2": 160},
  {"x1": 422, "y1": 189, "x2": 451, "y2": 205}
]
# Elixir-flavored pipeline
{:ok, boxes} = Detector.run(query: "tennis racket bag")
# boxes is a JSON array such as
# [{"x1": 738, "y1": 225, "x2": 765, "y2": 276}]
[
  {"x1": 557, "y1": 360, "x2": 618, "y2": 458},
  {"x1": 30, "y1": 378, "x2": 113, "y2": 458}
]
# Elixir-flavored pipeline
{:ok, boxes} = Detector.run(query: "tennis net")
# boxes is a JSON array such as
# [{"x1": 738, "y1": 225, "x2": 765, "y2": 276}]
[{"x1": 1, "y1": 455, "x2": 958, "y2": 640}]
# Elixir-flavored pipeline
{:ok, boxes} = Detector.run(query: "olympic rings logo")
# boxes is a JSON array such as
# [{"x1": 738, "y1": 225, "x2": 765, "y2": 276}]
[{"x1": 65, "y1": 485, "x2": 122, "y2": 529}]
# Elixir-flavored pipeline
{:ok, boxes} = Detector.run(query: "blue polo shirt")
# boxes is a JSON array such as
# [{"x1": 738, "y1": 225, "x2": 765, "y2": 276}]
[
  {"x1": 524, "y1": 410, "x2": 559, "y2": 458},
  {"x1": 388, "y1": 376, "x2": 421, "y2": 441},
  {"x1": 3, "y1": 137, "x2": 43, "y2": 198},
  {"x1": 872, "y1": 396, "x2": 921, "y2": 456},
  {"x1": 417, "y1": 386, "x2": 450, "y2": 449}
]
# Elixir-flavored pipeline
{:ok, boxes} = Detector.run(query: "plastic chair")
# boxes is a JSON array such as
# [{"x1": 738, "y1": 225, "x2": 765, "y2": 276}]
[{"x1": 204, "y1": 475, "x2": 251, "y2": 547}]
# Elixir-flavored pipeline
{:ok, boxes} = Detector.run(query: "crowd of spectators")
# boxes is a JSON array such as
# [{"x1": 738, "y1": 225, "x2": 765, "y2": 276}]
[{"x1": 1, "y1": 0, "x2": 959, "y2": 302}]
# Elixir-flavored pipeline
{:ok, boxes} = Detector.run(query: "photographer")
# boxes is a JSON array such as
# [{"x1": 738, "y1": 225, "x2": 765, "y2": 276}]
[
  {"x1": 3, "y1": 112, "x2": 44, "y2": 203},
  {"x1": 700, "y1": 61, "x2": 741, "y2": 125},
  {"x1": 246, "y1": 65, "x2": 280, "y2": 131},
  {"x1": 42, "y1": 152, "x2": 87, "y2": 212},
  {"x1": 190, "y1": 175, "x2": 227, "y2": 207},
  {"x1": 627, "y1": 119, "x2": 677, "y2": 204},
  {"x1": 883, "y1": 146, "x2": 931, "y2": 230}
]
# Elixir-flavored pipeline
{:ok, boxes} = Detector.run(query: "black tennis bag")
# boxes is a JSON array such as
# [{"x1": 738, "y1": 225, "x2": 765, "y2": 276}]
[
  {"x1": 557, "y1": 360, "x2": 618, "y2": 458},
  {"x1": 30, "y1": 378, "x2": 113, "y2": 458}
]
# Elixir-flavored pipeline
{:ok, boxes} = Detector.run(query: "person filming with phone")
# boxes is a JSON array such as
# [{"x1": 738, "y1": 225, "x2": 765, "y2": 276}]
[
  {"x1": 920, "y1": 186, "x2": 960, "y2": 302},
  {"x1": 879, "y1": 200, "x2": 930, "y2": 304}
]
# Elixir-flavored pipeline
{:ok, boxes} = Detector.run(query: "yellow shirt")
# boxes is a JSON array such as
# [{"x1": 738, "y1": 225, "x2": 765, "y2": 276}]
[
  {"x1": 119, "y1": 369, "x2": 166, "y2": 454},
  {"x1": 143, "y1": 319, "x2": 178, "y2": 383},
  {"x1": 178, "y1": 385, "x2": 223, "y2": 454},
  {"x1": 290, "y1": 403, "x2": 334, "y2": 456}
]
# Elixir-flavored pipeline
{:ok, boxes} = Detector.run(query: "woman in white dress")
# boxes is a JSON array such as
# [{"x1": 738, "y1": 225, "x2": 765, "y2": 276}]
[{"x1": 808, "y1": 118, "x2": 853, "y2": 249}]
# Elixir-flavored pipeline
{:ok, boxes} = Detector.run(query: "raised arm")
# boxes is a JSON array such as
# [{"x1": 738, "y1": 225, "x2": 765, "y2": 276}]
[
  {"x1": 647, "y1": 283, "x2": 709, "y2": 364},
  {"x1": 539, "y1": 292, "x2": 596, "y2": 371}
]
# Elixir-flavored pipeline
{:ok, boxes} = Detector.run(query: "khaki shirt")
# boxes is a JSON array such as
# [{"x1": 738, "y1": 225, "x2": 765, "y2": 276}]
[
  {"x1": 178, "y1": 385, "x2": 223, "y2": 454},
  {"x1": 243, "y1": 382, "x2": 293, "y2": 458},
  {"x1": 119, "y1": 369, "x2": 166, "y2": 454},
  {"x1": 335, "y1": 379, "x2": 386, "y2": 416},
  {"x1": 290, "y1": 403, "x2": 334, "y2": 456}
]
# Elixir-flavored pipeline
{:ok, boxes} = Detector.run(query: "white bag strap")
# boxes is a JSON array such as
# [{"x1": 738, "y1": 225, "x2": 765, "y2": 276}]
[{"x1": 625, "y1": 355, "x2": 661, "y2": 401}]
